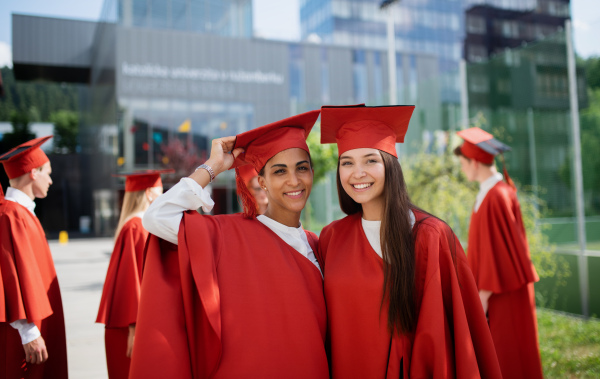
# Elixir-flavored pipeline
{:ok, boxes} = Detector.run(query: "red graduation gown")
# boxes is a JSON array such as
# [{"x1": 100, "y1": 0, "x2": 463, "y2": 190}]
[
  {"x1": 0, "y1": 196, "x2": 68, "y2": 379},
  {"x1": 318, "y1": 210, "x2": 502, "y2": 379},
  {"x1": 468, "y1": 180, "x2": 543, "y2": 379},
  {"x1": 129, "y1": 212, "x2": 328, "y2": 379},
  {"x1": 96, "y1": 216, "x2": 148, "y2": 379}
]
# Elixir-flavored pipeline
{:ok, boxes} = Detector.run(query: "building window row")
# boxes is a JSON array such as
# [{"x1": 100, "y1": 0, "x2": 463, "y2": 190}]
[{"x1": 330, "y1": 0, "x2": 460, "y2": 32}]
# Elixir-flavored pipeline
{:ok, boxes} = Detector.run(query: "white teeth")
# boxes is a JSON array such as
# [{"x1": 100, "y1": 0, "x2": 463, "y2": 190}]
[
  {"x1": 286, "y1": 190, "x2": 302, "y2": 196},
  {"x1": 353, "y1": 183, "x2": 372, "y2": 189}
]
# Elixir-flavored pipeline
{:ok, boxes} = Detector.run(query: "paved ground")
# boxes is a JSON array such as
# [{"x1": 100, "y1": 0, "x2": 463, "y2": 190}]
[{"x1": 50, "y1": 237, "x2": 113, "y2": 379}]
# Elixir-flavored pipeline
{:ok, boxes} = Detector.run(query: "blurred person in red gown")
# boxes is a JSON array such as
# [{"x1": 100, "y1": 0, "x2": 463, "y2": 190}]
[
  {"x1": 455, "y1": 127, "x2": 543, "y2": 379},
  {"x1": 0, "y1": 136, "x2": 68, "y2": 379},
  {"x1": 96, "y1": 169, "x2": 172, "y2": 379}
]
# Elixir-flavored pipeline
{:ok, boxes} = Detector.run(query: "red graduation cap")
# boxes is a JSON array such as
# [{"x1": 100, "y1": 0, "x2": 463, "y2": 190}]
[
  {"x1": 231, "y1": 109, "x2": 320, "y2": 218},
  {"x1": 456, "y1": 127, "x2": 511, "y2": 165},
  {"x1": 320, "y1": 105, "x2": 415, "y2": 157},
  {"x1": 114, "y1": 169, "x2": 175, "y2": 192},
  {"x1": 0, "y1": 136, "x2": 52, "y2": 180},
  {"x1": 232, "y1": 110, "x2": 320, "y2": 171}
]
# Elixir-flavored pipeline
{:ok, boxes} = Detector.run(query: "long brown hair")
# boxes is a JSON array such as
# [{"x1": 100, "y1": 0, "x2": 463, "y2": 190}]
[
  {"x1": 337, "y1": 151, "x2": 417, "y2": 334},
  {"x1": 115, "y1": 190, "x2": 150, "y2": 238}
]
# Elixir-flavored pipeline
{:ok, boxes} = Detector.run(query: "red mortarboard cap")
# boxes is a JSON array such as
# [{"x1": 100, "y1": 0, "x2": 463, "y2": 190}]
[
  {"x1": 320, "y1": 105, "x2": 415, "y2": 157},
  {"x1": 456, "y1": 127, "x2": 511, "y2": 165},
  {"x1": 232, "y1": 109, "x2": 320, "y2": 172},
  {"x1": 232, "y1": 110, "x2": 319, "y2": 218},
  {"x1": 236, "y1": 164, "x2": 259, "y2": 187},
  {"x1": 114, "y1": 169, "x2": 175, "y2": 192},
  {"x1": 0, "y1": 136, "x2": 52, "y2": 179}
]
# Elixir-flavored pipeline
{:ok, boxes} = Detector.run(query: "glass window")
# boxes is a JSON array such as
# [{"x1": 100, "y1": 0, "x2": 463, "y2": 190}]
[
  {"x1": 150, "y1": 0, "x2": 168, "y2": 29},
  {"x1": 171, "y1": 0, "x2": 188, "y2": 31},
  {"x1": 467, "y1": 15, "x2": 486, "y2": 34},
  {"x1": 133, "y1": 0, "x2": 148, "y2": 27}
]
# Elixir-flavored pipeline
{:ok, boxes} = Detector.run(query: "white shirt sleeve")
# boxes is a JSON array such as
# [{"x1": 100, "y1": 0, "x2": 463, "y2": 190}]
[
  {"x1": 10, "y1": 319, "x2": 41, "y2": 345},
  {"x1": 142, "y1": 178, "x2": 215, "y2": 245}
]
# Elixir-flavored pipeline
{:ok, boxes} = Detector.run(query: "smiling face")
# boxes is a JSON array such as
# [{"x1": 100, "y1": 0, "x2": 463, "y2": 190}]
[
  {"x1": 258, "y1": 148, "x2": 313, "y2": 225},
  {"x1": 338, "y1": 148, "x2": 385, "y2": 211},
  {"x1": 31, "y1": 161, "x2": 53, "y2": 199}
]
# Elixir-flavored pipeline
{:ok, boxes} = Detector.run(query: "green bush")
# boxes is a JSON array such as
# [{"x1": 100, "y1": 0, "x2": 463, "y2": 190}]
[{"x1": 402, "y1": 150, "x2": 570, "y2": 305}]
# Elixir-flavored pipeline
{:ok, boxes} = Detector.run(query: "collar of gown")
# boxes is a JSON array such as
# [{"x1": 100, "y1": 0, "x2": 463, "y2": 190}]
[
  {"x1": 5, "y1": 187, "x2": 36, "y2": 214},
  {"x1": 475, "y1": 172, "x2": 503, "y2": 212}
]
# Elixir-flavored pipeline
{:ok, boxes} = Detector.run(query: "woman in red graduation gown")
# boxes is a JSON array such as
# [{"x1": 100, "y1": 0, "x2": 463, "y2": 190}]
[
  {"x1": 455, "y1": 127, "x2": 543, "y2": 379},
  {"x1": 96, "y1": 170, "x2": 171, "y2": 379},
  {"x1": 318, "y1": 105, "x2": 502, "y2": 379},
  {"x1": 129, "y1": 110, "x2": 328, "y2": 379}
]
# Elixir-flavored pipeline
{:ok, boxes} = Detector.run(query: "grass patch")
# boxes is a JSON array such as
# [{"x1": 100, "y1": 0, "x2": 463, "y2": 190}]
[{"x1": 539, "y1": 308, "x2": 600, "y2": 378}]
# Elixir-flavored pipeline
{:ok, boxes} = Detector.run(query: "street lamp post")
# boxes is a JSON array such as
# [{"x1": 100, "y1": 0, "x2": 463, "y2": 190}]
[{"x1": 380, "y1": 0, "x2": 400, "y2": 105}]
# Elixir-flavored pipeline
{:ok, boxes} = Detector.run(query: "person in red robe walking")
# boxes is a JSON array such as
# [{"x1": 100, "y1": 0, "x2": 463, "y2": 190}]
[
  {"x1": 129, "y1": 110, "x2": 328, "y2": 379},
  {"x1": 0, "y1": 136, "x2": 68, "y2": 379},
  {"x1": 96, "y1": 169, "x2": 172, "y2": 379},
  {"x1": 236, "y1": 164, "x2": 268, "y2": 215},
  {"x1": 455, "y1": 127, "x2": 543, "y2": 379},
  {"x1": 318, "y1": 105, "x2": 502, "y2": 379}
]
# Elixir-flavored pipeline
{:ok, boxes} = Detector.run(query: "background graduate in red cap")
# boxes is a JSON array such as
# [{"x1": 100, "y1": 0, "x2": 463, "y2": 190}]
[
  {"x1": 318, "y1": 105, "x2": 502, "y2": 379},
  {"x1": 96, "y1": 169, "x2": 172, "y2": 379},
  {"x1": 235, "y1": 164, "x2": 268, "y2": 215},
  {"x1": 130, "y1": 110, "x2": 328, "y2": 379},
  {"x1": 455, "y1": 127, "x2": 543, "y2": 379},
  {"x1": 0, "y1": 136, "x2": 68, "y2": 379}
]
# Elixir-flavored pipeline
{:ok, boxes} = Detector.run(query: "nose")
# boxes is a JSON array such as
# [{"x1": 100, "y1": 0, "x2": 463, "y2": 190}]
[
  {"x1": 352, "y1": 165, "x2": 367, "y2": 179},
  {"x1": 287, "y1": 172, "x2": 300, "y2": 187}
]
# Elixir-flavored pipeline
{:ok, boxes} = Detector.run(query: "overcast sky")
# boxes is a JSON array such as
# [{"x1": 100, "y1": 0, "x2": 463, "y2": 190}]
[{"x1": 0, "y1": 0, "x2": 598, "y2": 68}]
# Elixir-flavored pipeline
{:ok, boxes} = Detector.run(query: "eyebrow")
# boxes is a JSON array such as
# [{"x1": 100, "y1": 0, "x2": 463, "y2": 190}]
[
  {"x1": 270, "y1": 160, "x2": 310, "y2": 169},
  {"x1": 340, "y1": 153, "x2": 379, "y2": 160}
]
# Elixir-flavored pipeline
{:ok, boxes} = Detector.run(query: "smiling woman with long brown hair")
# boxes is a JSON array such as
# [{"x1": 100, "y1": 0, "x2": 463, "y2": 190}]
[
  {"x1": 317, "y1": 105, "x2": 503, "y2": 379},
  {"x1": 129, "y1": 111, "x2": 328, "y2": 379}
]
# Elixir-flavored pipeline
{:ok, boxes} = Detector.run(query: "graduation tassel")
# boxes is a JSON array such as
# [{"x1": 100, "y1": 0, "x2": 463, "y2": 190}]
[
  {"x1": 500, "y1": 153, "x2": 516, "y2": 191},
  {"x1": 235, "y1": 167, "x2": 258, "y2": 219}
]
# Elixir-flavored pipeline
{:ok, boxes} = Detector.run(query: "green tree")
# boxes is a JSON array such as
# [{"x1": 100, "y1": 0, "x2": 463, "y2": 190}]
[
  {"x1": 306, "y1": 123, "x2": 338, "y2": 184},
  {"x1": 50, "y1": 110, "x2": 79, "y2": 153},
  {"x1": 0, "y1": 111, "x2": 35, "y2": 151},
  {"x1": 402, "y1": 149, "x2": 569, "y2": 307}
]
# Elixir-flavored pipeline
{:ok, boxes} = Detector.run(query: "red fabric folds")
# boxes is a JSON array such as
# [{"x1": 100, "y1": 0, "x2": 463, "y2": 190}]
[
  {"x1": 0, "y1": 197, "x2": 68, "y2": 379},
  {"x1": 467, "y1": 180, "x2": 543, "y2": 379},
  {"x1": 96, "y1": 216, "x2": 148, "y2": 379},
  {"x1": 97, "y1": 217, "x2": 148, "y2": 327},
  {"x1": 318, "y1": 210, "x2": 502, "y2": 379},
  {"x1": 130, "y1": 212, "x2": 328, "y2": 379}
]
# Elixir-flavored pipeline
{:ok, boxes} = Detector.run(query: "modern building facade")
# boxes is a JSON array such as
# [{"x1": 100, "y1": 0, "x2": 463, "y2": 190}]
[
  {"x1": 464, "y1": 0, "x2": 570, "y2": 63},
  {"x1": 11, "y1": 12, "x2": 440, "y2": 235},
  {"x1": 100, "y1": 0, "x2": 253, "y2": 38}
]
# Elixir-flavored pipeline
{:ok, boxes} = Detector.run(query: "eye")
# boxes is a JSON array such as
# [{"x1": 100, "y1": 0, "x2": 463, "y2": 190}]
[
  {"x1": 340, "y1": 161, "x2": 352, "y2": 166},
  {"x1": 274, "y1": 169, "x2": 286, "y2": 175},
  {"x1": 298, "y1": 166, "x2": 309, "y2": 172},
  {"x1": 367, "y1": 159, "x2": 379, "y2": 164}
]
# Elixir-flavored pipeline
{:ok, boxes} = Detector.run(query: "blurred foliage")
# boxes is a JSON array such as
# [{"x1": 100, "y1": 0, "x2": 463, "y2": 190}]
[
  {"x1": 538, "y1": 308, "x2": 600, "y2": 378},
  {"x1": 306, "y1": 123, "x2": 338, "y2": 184},
  {"x1": 580, "y1": 55, "x2": 600, "y2": 91},
  {"x1": 49, "y1": 110, "x2": 79, "y2": 153},
  {"x1": 402, "y1": 149, "x2": 570, "y2": 306},
  {"x1": 0, "y1": 67, "x2": 78, "y2": 121},
  {"x1": 303, "y1": 124, "x2": 338, "y2": 229},
  {"x1": 159, "y1": 137, "x2": 206, "y2": 186},
  {"x1": 0, "y1": 111, "x2": 36, "y2": 153},
  {"x1": 558, "y1": 88, "x2": 600, "y2": 214}
]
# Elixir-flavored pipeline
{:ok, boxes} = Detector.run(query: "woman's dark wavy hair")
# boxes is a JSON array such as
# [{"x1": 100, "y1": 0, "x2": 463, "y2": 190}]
[{"x1": 337, "y1": 151, "x2": 422, "y2": 334}]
